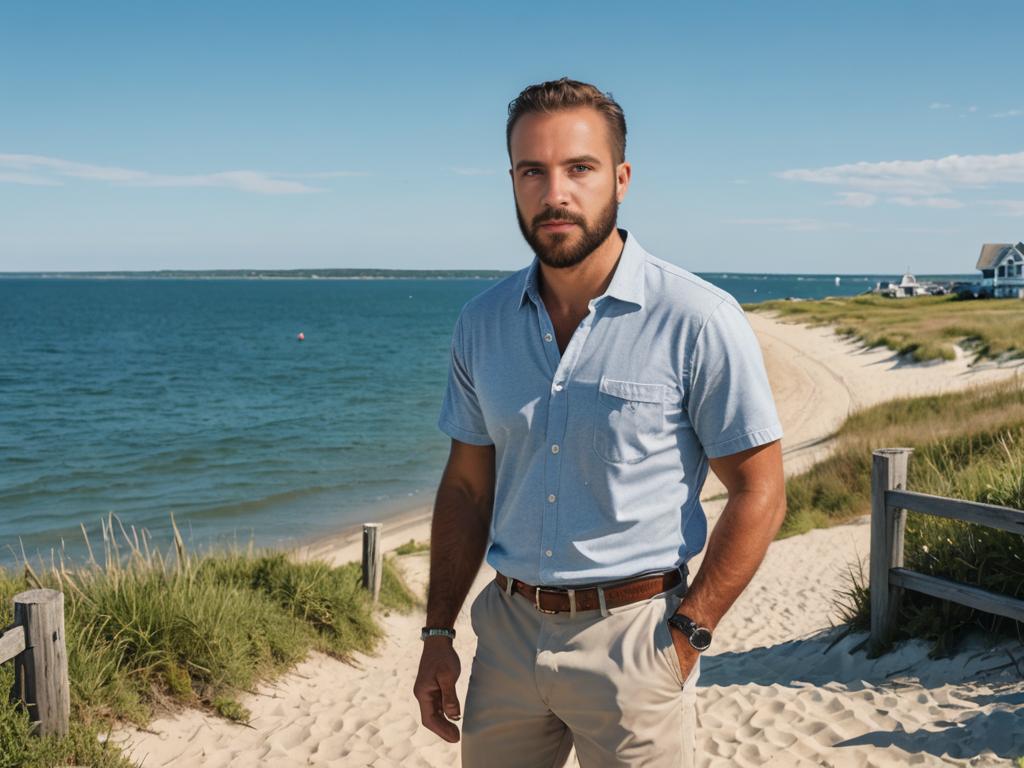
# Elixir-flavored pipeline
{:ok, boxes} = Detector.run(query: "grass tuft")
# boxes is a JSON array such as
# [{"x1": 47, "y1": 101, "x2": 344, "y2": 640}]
[
  {"x1": 747, "y1": 294, "x2": 1024, "y2": 363},
  {"x1": 394, "y1": 539, "x2": 430, "y2": 556},
  {"x1": 0, "y1": 515, "x2": 418, "y2": 766}
]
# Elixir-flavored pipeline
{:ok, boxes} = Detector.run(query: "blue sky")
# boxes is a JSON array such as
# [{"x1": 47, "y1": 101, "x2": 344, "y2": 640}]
[{"x1": 1, "y1": 1, "x2": 1022, "y2": 274}]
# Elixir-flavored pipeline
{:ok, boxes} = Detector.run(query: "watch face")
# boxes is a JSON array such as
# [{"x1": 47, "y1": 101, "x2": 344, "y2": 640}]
[{"x1": 690, "y1": 628, "x2": 712, "y2": 651}]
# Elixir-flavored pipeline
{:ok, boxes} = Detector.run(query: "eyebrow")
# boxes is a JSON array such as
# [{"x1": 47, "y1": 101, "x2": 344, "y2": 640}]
[{"x1": 514, "y1": 155, "x2": 603, "y2": 172}]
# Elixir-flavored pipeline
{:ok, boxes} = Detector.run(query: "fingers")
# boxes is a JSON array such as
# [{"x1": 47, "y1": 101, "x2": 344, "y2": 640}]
[
  {"x1": 438, "y1": 667, "x2": 462, "y2": 722},
  {"x1": 415, "y1": 687, "x2": 460, "y2": 743},
  {"x1": 414, "y1": 673, "x2": 461, "y2": 743}
]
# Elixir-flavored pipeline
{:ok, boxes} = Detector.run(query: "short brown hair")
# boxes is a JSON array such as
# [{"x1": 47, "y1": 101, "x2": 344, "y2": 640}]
[{"x1": 506, "y1": 77, "x2": 627, "y2": 165}]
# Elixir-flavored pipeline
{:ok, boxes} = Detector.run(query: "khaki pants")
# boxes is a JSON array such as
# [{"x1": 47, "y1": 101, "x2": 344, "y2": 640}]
[{"x1": 462, "y1": 577, "x2": 699, "y2": 767}]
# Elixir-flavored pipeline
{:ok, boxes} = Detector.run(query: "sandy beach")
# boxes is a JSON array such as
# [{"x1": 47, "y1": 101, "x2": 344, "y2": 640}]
[{"x1": 113, "y1": 314, "x2": 1024, "y2": 767}]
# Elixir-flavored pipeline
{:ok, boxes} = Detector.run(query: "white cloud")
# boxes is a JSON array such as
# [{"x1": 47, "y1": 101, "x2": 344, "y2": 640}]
[
  {"x1": 451, "y1": 166, "x2": 497, "y2": 176},
  {"x1": 992, "y1": 109, "x2": 1023, "y2": 118},
  {"x1": 779, "y1": 150, "x2": 1024, "y2": 198},
  {"x1": 724, "y1": 217, "x2": 850, "y2": 232},
  {"x1": 0, "y1": 154, "x2": 363, "y2": 194},
  {"x1": 0, "y1": 171, "x2": 61, "y2": 186},
  {"x1": 929, "y1": 102, "x2": 952, "y2": 109},
  {"x1": 984, "y1": 199, "x2": 1024, "y2": 216},
  {"x1": 896, "y1": 227, "x2": 963, "y2": 234},
  {"x1": 289, "y1": 170, "x2": 368, "y2": 179},
  {"x1": 833, "y1": 191, "x2": 877, "y2": 208},
  {"x1": 887, "y1": 196, "x2": 964, "y2": 209},
  {"x1": 969, "y1": 106, "x2": 978, "y2": 113}
]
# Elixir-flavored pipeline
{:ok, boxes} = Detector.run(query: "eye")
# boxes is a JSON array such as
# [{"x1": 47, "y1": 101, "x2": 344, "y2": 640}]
[
  {"x1": 522, "y1": 168, "x2": 541, "y2": 177},
  {"x1": 571, "y1": 164, "x2": 592, "y2": 173}
]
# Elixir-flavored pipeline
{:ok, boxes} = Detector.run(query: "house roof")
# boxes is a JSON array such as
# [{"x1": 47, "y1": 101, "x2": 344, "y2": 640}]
[{"x1": 977, "y1": 243, "x2": 1016, "y2": 269}]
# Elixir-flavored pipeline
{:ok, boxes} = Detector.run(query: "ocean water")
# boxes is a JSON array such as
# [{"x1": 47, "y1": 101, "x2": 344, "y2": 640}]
[{"x1": 0, "y1": 270, "x2": 971, "y2": 566}]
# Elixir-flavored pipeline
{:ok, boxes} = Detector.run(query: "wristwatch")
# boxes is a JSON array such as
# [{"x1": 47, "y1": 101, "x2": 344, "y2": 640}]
[
  {"x1": 421, "y1": 627, "x2": 456, "y2": 641},
  {"x1": 667, "y1": 613, "x2": 712, "y2": 652}
]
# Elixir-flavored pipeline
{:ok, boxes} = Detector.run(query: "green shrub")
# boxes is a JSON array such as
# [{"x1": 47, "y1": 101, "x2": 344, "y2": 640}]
[
  {"x1": 395, "y1": 539, "x2": 430, "y2": 556},
  {"x1": 0, "y1": 515, "x2": 419, "y2": 766}
]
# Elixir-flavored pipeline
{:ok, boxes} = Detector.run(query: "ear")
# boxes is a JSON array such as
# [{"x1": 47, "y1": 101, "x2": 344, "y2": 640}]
[{"x1": 615, "y1": 161, "x2": 632, "y2": 203}]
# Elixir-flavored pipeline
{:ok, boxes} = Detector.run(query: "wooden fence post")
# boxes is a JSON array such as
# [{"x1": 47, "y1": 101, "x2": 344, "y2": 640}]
[
  {"x1": 362, "y1": 523, "x2": 383, "y2": 603},
  {"x1": 11, "y1": 589, "x2": 70, "y2": 737},
  {"x1": 869, "y1": 448, "x2": 912, "y2": 654}
]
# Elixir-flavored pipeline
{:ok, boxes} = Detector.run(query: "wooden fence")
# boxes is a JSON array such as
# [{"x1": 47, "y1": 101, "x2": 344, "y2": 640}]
[
  {"x1": 0, "y1": 588, "x2": 70, "y2": 737},
  {"x1": 869, "y1": 447, "x2": 1024, "y2": 653}
]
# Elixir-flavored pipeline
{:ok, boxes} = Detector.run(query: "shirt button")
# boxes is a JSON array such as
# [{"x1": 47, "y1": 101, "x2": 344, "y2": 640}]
[
  {"x1": 548, "y1": 493, "x2": 556, "y2": 503},
  {"x1": 543, "y1": 332, "x2": 553, "y2": 342},
  {"x1": 551, "y1": 444, "x2": 560, "y2": 454},
  {"x1": 554, "y1": 383, "x2": 564, "y2": 392},
  {"x1": 545, "y1": 549, "x2": 553, "y2": 557}
]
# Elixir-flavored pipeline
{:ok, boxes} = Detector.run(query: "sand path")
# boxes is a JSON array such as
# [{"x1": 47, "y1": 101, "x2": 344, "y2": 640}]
[{"x1": 112, "y1": 314, "x2": 1024, "y2": 767}]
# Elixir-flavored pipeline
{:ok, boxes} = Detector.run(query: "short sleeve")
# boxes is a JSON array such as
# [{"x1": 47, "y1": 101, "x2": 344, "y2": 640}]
[
  {"x1": 687, "y1": 300, "x2": 783, "y2": 459},
  {"x1": 437, "y1": 311, "x2": 494, "y2": 446}
]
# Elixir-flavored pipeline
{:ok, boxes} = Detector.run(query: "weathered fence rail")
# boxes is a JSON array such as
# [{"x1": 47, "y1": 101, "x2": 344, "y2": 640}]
[
  {"x1": 0, "y1": 588, "x2": 70, "y2": 737},
  {"x1": 869, "y1": 447, "x2": 1024, "y2": 653}
]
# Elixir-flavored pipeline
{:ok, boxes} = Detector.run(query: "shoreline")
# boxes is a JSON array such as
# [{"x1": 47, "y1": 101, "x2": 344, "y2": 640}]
[{"x1": 291, "y1": 498, "x2": 435, "y2": 567}]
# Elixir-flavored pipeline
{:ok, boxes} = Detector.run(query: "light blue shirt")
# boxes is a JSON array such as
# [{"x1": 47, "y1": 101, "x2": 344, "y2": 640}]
[{"x1": 438, "y1": 229, "x2": 783, "y2": 586}]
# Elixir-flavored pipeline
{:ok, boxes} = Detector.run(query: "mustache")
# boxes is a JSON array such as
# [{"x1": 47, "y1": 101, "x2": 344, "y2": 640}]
[{"x1": 532, "y1": 209, "x2": 585, "y2": 228}]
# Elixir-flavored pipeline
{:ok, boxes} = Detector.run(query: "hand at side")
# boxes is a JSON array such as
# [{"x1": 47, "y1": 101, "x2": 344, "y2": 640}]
[{"x1": 413, "y1": 637, "x2": 463, "y2": 743}]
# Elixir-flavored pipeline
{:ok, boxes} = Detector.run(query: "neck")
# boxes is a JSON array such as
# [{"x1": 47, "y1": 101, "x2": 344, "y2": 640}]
[{"x1": 537, "y1": 228, "x2": 625, "y2": 318}]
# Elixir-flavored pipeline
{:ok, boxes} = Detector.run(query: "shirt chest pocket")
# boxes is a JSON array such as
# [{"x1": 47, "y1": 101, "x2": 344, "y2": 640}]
[{"x1": 593, "y1": 377, "x2": 667, "y2": 464}]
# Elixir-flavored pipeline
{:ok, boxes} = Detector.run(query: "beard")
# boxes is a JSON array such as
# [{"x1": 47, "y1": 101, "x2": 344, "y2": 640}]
[{"x1": 515, "y1": 191, "x2": 619, "y2": 270}]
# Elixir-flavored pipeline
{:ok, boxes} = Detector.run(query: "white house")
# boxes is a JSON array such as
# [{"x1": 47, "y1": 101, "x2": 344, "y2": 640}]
[{"x1": 976, "y1": 242, "x2": 1024, "y2": 298}]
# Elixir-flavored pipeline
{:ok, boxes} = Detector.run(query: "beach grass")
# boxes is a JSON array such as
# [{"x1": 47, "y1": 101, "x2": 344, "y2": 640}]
[
  {"x1": 746, "y1": 294, "x2": 1024, "y2": 363},
  {"x1": 782, "y1": 377, "x2": 1024, "y2": 652},
  {"x1": 0, "y1": 516, "x2": 419, "y2": 767},
  {"x1": 394, "y1": 538, "x2": 430, "y2": 556}
]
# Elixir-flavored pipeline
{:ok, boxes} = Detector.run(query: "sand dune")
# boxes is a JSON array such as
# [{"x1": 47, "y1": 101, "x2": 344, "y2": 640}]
[{"x1": 112, "y1": 313, "x2": 1024, "y2": 767}]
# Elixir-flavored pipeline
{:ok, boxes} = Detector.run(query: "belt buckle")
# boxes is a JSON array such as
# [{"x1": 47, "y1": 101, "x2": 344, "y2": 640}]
[{"x1": 534, "y1": 586, "x2": 559, "y2": 614}]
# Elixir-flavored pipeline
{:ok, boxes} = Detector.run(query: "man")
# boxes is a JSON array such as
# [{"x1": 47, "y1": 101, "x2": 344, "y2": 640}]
[{"x1": 413, "y1": 77, "x2": 786, "y2": 767}]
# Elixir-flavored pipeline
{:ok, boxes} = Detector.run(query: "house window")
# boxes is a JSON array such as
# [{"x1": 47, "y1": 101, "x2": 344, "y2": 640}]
[{"x1": 998, "y1": 265, "x2": 1006, "y2": 277}]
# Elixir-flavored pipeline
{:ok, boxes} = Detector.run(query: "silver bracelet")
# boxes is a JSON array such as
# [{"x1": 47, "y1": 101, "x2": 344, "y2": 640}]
[{"x1": 421, "y1": 627, "x2": 456, "y2": 641}]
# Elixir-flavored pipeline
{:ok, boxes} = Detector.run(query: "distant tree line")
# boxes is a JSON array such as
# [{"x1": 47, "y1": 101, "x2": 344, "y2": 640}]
[{"x1": 1, "y1": 268, "x2": 514, "y2": 279}]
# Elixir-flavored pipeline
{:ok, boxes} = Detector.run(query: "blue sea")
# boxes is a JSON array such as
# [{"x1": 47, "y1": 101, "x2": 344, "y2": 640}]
[{"x1": 0, "y1": 271, "x2": 972, "y2": 567}]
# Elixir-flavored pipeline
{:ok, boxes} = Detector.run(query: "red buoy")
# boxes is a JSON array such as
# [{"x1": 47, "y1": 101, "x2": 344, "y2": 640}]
[{"x1": 297, "y1": 332, "x2": 305, "y2": 341}]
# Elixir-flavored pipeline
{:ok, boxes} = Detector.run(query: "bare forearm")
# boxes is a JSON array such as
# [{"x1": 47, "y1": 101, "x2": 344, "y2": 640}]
[
  {"x1": 677, "y1": 489, "x2": 785, "y2": 630},
  {"x1": 425, "y1": 483, "x2": 493, "y2": 627}
]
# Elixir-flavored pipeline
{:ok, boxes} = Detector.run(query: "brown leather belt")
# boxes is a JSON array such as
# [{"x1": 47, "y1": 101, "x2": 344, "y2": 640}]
[{"x1": 495, "y1": 566, "x2": 686, "y2": 615}]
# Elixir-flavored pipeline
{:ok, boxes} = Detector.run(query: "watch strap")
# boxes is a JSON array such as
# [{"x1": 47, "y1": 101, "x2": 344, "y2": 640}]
[
  {"x1": 667, "y1": 613, "x2": 712, "y2": 652},
  {"x1": 421, "y1": 626, "x2": 456, "y2": 641}
]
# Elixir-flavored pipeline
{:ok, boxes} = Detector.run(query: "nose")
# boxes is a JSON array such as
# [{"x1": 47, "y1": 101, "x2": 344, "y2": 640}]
[{"x1": 540, "y1": 172, "x2": 570, "y2": 209}]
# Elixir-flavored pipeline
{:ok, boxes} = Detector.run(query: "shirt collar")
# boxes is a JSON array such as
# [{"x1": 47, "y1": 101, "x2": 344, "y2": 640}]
[{"x1": 517, "y1": 228, "x2": 647, "y2": 311}]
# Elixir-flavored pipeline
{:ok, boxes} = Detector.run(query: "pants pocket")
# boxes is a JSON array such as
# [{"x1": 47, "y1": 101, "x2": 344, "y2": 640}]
[
  {"x1": 650, "y1": 597, "x2": 687, "y2": 689},
  {"x1": 468, "y1": 579, "x2": 494, "y2": 635},
  {"x1": 658, "y1": 591, "x2": 702, "y2": 690}
]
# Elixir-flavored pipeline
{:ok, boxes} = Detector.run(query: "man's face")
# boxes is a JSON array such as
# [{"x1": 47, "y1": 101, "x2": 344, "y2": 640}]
[{"x1": 509, "y1": 107, "x2": 630, "y2": 269}]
